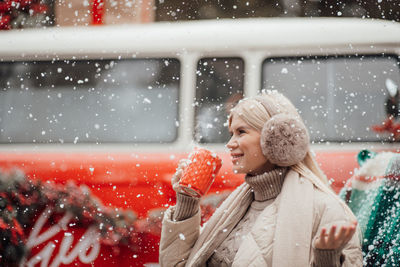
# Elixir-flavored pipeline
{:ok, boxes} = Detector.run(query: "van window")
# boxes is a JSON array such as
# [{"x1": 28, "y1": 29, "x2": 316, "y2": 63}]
[
  {"x1": 194, "y1": 57, "x2": 244, "y2": 143},
  {"x1": 0, "y1": 58, "x2": 180, "y2": 144},
  {"x1": 262, "y1": 55, "x2": 400, "y2": 143}
]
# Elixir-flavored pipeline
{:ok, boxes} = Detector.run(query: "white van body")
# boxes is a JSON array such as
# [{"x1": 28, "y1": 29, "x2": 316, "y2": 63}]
[{"x1": 1, "y1": 18, "x2": 400, "y2": 152}]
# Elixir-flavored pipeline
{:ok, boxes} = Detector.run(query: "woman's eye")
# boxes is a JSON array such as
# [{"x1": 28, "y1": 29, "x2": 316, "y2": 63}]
[{"x1": 238, "y1": 130, "x2": 246, "y2": 135}]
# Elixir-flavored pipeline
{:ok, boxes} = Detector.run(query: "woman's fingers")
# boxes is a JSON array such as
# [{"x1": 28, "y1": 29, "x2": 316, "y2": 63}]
[
  {"x1": 339, "y1": 221, "x2": 357, "y2": 245},
  {"x1": 172, "y1": 170, "x2": 183, "y2": 192},
  {"x1": 327, "y1": 225, "x2": 336, "y2": 243},
  {"x1": 315, "y1": 221, "x2": 358, "y2": 250},
  {"x1": 318, "y1": 228, "x2": 327, "y2": 247},
  {"x1": 171, "y1": 158, "x2": 191, "y2": 192},
  {"x1": 336, "y1": 225, "x2": 348, "y2": 243},
  {"x1": 178, "y1": 159, "x2": 190, "y2": 169},
  {"x1": 172, "y1": 181, "x2": 180, "y2": 192},
  {"x1": 172, "y1": 169, "x2": 182, "y2": 185},
  {"x1": 342, "y1": 222, "x2": 357, "y2": 244}
]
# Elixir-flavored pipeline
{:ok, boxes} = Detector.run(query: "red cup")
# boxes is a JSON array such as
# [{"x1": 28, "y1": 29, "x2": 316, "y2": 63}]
[{"x1": 178, "y1": 148, "x2": 222, "y2": 198}]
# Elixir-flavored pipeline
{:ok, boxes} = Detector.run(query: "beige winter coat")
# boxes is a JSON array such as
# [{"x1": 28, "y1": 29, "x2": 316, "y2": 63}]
[{"x1": 159, "y1": 170, "x2": 362, "y2": 267}]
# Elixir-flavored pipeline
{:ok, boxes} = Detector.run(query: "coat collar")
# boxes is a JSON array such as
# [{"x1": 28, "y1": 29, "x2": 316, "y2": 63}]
[
  {"x1": 187, "y1": 170, "x2": 315, "y2": 267},
  {"x1": 187, "y1": 183, "x2": 253, "y2": 266},
  {"x1": 272, "y1": 169, "x2": 314, "y2": 267}
]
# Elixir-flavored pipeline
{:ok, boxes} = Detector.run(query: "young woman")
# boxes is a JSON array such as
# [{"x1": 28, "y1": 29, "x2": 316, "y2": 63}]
[{"x1": 159, "y1": 91, "x2": 362, "y2": 266}]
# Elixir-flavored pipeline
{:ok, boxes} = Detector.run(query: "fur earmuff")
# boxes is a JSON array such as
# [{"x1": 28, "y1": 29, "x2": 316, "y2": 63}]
[{"x1": 260, "y1": 113, "x2": 309, "y2": 166}]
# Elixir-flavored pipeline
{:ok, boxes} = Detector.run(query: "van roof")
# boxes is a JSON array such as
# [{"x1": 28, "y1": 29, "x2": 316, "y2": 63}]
[{"x1": 1, "y1": 17, "x2": 400, "y2": 57}]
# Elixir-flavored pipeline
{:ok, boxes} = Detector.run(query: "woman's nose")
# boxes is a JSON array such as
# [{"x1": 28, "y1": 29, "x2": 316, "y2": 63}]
[{"x1": 226, "y1": 136, "x2": 238, "y2": 150}]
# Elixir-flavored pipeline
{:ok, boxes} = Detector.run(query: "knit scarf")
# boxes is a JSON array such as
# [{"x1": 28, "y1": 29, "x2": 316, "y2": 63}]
[{"x1": 186, "y1": 170, "x2": 314, "y2": 266}]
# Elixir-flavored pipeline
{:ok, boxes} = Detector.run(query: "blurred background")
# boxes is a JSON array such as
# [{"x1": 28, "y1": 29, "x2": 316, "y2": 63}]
[{"x1": 0, "y1": 0, "x2": 399, "y2": 29}]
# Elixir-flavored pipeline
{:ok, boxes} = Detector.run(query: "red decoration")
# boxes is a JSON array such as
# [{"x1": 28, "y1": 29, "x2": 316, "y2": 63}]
[
  {"x1": 0, "y1": 1, "x2": 12, "y2": 13},
  {"x1": 0, "y1": 0, "x2": 50, "y2": 30},
  {"x1": 91, "y1": 0, "x2": 104, "y2": 25},
  {"x1": 0, "y1": 14, "x2": 11, "y2": 29},
  {"x1": 30, "y1": 3, "x2": 48, "y2": 14},
  {"x1": 372, "y1": 116, "x2": 400, "y2": 141}
]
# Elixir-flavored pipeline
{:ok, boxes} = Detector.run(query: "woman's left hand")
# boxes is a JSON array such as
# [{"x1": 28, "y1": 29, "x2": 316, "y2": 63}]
[{"x1": 314, "y1": 221, "x2": 357, "y2": 250}]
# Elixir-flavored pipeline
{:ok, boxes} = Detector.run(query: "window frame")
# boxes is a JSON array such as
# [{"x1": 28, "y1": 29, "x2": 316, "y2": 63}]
[
  {"x1": 0, "y1": 57, "x2": 181, "y2": 144},
  {"x1": 261, "y1": 54, "x2": 400, "y2": 143},
  {"x1": 193, "y1": 56, "x2": 245, "y2": 144}
]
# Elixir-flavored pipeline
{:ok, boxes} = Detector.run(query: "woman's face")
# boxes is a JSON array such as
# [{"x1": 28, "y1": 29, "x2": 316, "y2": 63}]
[{"x1": 226, "y1": 114, "x2": 274, "y2": 175}]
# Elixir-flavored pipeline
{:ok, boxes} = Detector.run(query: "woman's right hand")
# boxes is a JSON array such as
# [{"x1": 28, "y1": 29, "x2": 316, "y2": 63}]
[
  {"x1": 314, "y1": 221, "x2": 358, "y2": 250},
  {"x1": 171, "y1": 159, "x2": 190, "y2": 193}
]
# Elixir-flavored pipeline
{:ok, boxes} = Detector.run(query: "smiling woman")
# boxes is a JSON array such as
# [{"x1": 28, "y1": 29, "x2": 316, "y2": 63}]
[
  {"x1": 227, "y1": 115, "x2": 273, "y2": 175},
  {"x1": 160, "y1": 90, "x2": 362, "y2": 267}
]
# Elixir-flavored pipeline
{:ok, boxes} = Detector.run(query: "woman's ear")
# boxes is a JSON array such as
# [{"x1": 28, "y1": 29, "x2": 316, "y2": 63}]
[{"x1": 260, "y1": 114, "x2": 309, "y2": 167}]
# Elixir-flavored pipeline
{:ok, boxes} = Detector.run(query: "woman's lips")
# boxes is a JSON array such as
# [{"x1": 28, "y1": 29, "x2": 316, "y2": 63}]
[{"x1": 231, "y1": 153, "x2": 243, "y2": 164}]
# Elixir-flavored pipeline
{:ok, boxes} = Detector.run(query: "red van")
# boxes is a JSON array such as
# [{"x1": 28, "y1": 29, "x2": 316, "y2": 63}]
[{"x1": 1, "y1": 18, "x2": 400, "y2": 266}]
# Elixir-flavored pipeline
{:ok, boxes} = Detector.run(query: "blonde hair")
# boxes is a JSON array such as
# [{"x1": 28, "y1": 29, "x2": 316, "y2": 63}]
[{"x1": 229, "y1": 91, "x2": 357, "y2": 221}]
